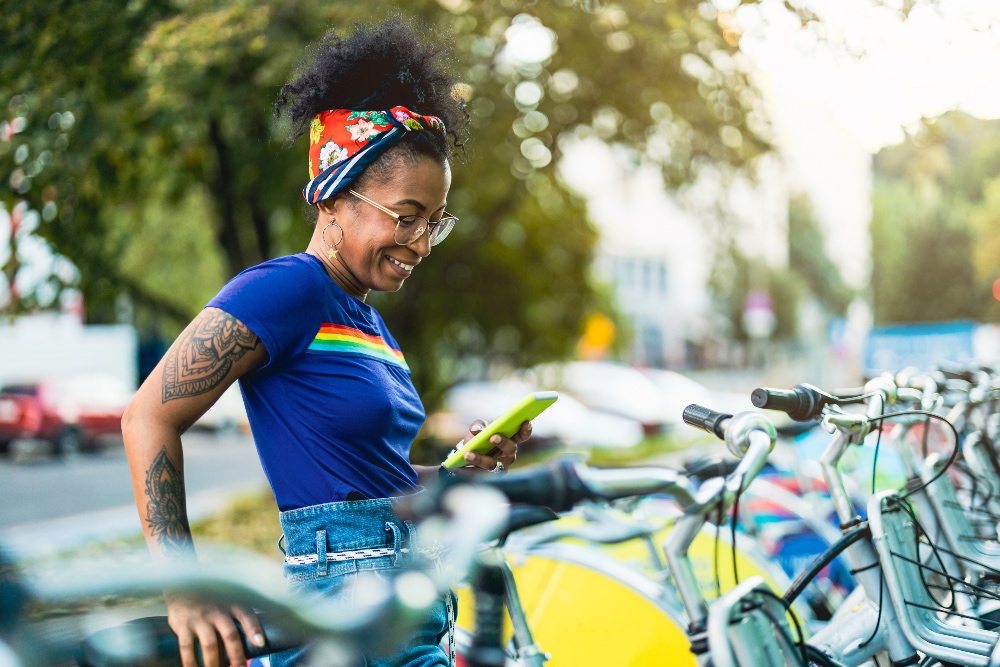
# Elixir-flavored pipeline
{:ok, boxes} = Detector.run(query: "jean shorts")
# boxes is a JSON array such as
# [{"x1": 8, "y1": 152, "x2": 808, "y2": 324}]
[{"x1": 269, "y1": 496, "x2": 453, "y2": 667}]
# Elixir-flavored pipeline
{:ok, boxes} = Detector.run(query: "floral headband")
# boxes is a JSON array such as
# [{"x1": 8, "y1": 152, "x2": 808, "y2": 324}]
[{"x1": 302, "y1": 106, "x2": 446, "y2": 205}]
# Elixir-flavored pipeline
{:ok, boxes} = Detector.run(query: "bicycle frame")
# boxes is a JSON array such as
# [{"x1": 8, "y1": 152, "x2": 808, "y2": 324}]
[
  {"x1": 807, "y1": 419, "x2": 919, "y2": 666},
  {"x1": 1, "y1": 485, "x2": 511, "y2": 667}
]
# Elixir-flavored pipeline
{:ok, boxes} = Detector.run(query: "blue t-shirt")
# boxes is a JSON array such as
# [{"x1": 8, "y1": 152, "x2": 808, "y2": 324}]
[{"x1": 207, "y1": 253, "x2": 424, "y2": 511}]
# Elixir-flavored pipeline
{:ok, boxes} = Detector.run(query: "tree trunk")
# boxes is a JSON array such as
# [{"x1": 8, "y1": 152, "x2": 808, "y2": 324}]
[
  {"x1": 249, "y1": 201, "x2": 271, "y2": 263},
  {"x1": 208, "y1": 117, "x2": 245, "y2": 277}
]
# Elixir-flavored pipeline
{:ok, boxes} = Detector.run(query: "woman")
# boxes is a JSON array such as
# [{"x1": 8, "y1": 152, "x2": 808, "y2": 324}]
[{"x1": 122, "y1": 17, "x2": 532, "y2": 667}]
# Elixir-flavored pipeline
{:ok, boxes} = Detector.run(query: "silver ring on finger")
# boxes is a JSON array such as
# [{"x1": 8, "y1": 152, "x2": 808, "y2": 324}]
[{"x1": 491, "y1": 460, "x2": 505, "y2": 474}]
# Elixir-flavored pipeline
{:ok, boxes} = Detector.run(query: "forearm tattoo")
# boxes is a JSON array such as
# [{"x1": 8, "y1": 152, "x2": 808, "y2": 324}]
[
  {"x1": 162, "y1": 309, "x2": 258, "y2": 402},
  {"x1": 144, "y1": 449, "x2": 193, "y2": 556}
]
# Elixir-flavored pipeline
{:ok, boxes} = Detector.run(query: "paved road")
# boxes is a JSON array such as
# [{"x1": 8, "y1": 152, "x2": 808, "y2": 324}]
[
  {"x1": 0, "y1": 431, "x2": 267, "y2": 527},
  {"x1": 0, "y1": 431, "x2": 268, "y2": 554}
]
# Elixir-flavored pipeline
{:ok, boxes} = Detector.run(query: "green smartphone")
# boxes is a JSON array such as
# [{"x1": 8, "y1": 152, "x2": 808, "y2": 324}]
[{"x1": 443, "y1": 391, "x2": 559, "y2": 469}]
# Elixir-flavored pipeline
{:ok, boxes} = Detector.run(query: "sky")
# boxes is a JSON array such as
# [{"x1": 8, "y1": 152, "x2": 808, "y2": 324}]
[
  {"x1": 740, "y1": 0, "x2": 1000, "y2": 151},
  {"x1": 564, "y1": 0, "x2": 1000, "y2": 290},
  {"x1": 736, "y1": 0, "x2": 1000, "y2": 285}
]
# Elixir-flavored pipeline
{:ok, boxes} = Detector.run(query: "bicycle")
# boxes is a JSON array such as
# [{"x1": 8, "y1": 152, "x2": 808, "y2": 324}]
[{"x1": 0, "y1": 483, "x2": 511, "y2": 667}]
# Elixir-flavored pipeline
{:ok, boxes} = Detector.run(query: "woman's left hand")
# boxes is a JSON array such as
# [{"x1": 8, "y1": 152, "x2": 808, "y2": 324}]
[{"x1": 459, "y1": 419, "x2": 532, "y2": 474}]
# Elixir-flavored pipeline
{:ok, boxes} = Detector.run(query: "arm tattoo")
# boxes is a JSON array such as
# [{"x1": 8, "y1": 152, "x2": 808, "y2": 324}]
[
  {"x1": 162, "y1": 309, "x2": 258, "y2": 402},
  {"x1": 144, "y1": 449, "x2": 194, "y2": 557}
]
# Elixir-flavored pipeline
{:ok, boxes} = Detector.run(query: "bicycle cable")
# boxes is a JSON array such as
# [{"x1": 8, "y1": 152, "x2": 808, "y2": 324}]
[
  {"x1": 921, "y1": 414, "x2": 931, "y2": 459},
  {"x1": 713, "y1": 490, "x2": 724, "y2": 598},
  {"x1": 860, "y1": 410, "x2": 960, "y2": 501},
  {"x1": 896, "y1": 498, "x2": 958, "y2": 609},
  {"x1": 859, "y1": 409, "x2": 964, "y2": 618},
  {"x1": 731, "y1": 469, "x2": 747, "y2": 587},
  {"x1": 858, "y1": 423, "x2": 885, "y2": 650},
  {"x1": 781, "y1": 522, "x2": 872, "y2": 608},
  {"x1": 745, "y1": 586, "x2": 809, "y2": 667}
]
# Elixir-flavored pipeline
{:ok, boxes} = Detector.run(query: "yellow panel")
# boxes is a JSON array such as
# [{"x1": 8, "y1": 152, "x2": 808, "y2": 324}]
[
  {"x1": 457, "y1": 554, "x2": 694, "y2": 667},
  {"x1": 455, "y1": 512, "x2": 795, "y2": 665},
  {"x1": 546, "y1": 514, "x2": 787, "y2": 602}
]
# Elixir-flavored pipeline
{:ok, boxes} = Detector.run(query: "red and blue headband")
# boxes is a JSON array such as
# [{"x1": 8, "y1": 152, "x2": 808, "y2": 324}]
[{"x1": 303, "y1": 106, "x2": 445, "y2": 204}]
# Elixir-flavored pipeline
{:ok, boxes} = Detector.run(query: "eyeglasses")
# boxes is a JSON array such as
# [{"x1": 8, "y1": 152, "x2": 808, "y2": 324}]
[{"x1": 348, "y1": 190, "x2": 458, "y2": 247}]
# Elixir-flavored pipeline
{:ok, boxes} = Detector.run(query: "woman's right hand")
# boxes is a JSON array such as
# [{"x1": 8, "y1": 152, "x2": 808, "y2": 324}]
[{"x1": 166, "y1": 594, "x2": 266, "y2": 667}]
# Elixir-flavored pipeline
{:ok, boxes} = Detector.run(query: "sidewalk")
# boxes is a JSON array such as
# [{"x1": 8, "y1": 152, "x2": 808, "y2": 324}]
[{"x1": 0, "y1": 482, "x2": 266, "y2": 558}]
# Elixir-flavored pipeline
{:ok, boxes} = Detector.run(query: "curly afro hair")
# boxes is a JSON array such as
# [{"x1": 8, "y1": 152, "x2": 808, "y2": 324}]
[{"x1": 275, "y1": 15, "x2": 468, "y2": 200}]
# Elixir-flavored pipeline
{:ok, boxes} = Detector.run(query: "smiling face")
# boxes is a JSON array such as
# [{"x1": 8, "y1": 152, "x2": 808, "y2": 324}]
[{"x1": 317, "y1": 155, "x2": 451, "y2": 294}]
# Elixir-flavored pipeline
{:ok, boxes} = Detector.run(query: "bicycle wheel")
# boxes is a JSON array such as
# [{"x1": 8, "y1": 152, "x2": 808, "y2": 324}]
[{"x1": 455, "y1": 544, "x2": 693, "y2": 667}]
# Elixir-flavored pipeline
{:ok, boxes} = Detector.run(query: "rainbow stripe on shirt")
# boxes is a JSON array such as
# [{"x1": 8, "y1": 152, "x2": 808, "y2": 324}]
[{"x1": 308, "y1": 323, "x2": 409, "y2": 371}]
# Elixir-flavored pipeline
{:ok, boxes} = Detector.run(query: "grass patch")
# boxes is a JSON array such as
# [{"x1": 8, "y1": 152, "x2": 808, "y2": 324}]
[
  {"x1": 191, "y1": 491, "x2": 282, "y2": 561},
  {"x1": 580, "y1": 433, "x2": 692, "y2": 467}
]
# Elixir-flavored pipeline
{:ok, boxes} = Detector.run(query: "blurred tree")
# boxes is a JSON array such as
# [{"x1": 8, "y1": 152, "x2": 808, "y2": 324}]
[
  {"x1": 1, "y1": 0, "x2": 775, "y2": 405},
  {"x1": 787, "y1": 194, "x2": 853, "y2": 317},
  {"x1": 708, "y1": 193, "x2": 855, "y2": 344},
  {"x1": 871, "y1": 111, "x2": 1000, "y2": 325},
  {"x1": 709, "y1": 244, "x2": 801, "y2": 342},
  {"x1": 0, "y1": 0, "x2": 182, "y2": 320},
  {"x1": 971, "y1": 177, "x2": 1000, "y2": 295}
]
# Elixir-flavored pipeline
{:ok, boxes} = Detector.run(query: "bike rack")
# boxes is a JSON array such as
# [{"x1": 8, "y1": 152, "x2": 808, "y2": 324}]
[
  {"x1": 868, "y1": 490, "x2": 1000, "y2": 667},
  {"x1": 707, "y1": 576, "x2": 805, "y2": 667},
  {"x1": 922, "y1": 454, "x2": 1000, "y2": 580},
  {"x1": 961, "y1": 431, "x2": 1000, "y2": 519}
]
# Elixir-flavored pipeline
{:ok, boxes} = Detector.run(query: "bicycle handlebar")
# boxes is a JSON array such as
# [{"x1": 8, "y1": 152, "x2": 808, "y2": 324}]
[
  {"x1": 682, "y1": 404, "x2": 731, "y2": 439},
  {"x1": 750, "y1": 384, "x2": 827, "y2": 421},
  {"x1": 666, "y1": 406, "x2": 777, "y2": 626},
  {"x1": 683, "y1": 406, "x2": 777, "y2": 461},
  {"x1": 5, "y1": 484, "x2": 511, "y2": 667},
  {"x1": 80, "y1": 615, "x2": 292, "y2": 667},
  {"x1": 470, "y1": 456, "x2": 697, "y2": 511}
]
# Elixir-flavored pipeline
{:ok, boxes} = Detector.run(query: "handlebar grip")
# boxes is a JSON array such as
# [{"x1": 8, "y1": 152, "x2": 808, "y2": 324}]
[
  {"x1": 751, "y1": 385, "x2": 824, "y2": 421},
  {"x1": 751, "y1": 387, "x2": 801, "y2": 413},
  {"x1": 79, "y1": 615, "x2": 296, "y2": 667},
  {"x1": 466, "y1": 561, "x2": 507, "y2": 667},
  {"x1": 682, "y1": 404, "x2": 731, "y2": 440},
  {"x1": 478, "y1": 458, "x2": 590, "y2": 513}
]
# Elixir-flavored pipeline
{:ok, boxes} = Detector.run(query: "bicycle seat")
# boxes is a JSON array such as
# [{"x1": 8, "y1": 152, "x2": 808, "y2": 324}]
[{"x1": 499, "y1": 505, "x2": 559, "y2": 544}]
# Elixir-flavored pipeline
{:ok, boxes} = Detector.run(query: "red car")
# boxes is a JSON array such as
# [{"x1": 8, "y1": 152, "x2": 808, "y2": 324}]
[{"x1": 0, "y1": 375, "x2": 133, "y2": 456}]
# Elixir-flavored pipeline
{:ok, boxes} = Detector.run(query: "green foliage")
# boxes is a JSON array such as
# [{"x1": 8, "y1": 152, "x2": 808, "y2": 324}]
[
  {"x1": 1, "y1": 0, "x2": 774, "y2": 406},
  {"x1": 708, "y1": 243, "x2": 801, "y2": 341},
  {"x1": 787, "y1": 195, "x2": 853, "y2": 317},
  {"x1": 709, "y1": 192, "x2": 857, "y2": 341},
  {"x1": 971, "y1": 176, "x2": 1000, "y2": 292},
  {"x1": 191, "y1": 490, "x2": 281, "y2": 560},
  {"x1": 0, "y1": 0, "x2": 184, "y2": 319},
  {"x1": 871, "y1": 111, "x2": 1000, "y2": 325}
]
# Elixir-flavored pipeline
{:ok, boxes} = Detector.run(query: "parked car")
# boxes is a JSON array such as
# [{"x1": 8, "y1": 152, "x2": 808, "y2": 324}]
[
  {"x1": 194, "y1": 384, "x2": 250, "y2": 434},
  {"x1": 520, "y1": 362, "x2": 671, "y2": 434},
  {"x1": 441, "y1": 380, "x2": 645, "y2": 449},
  {"x1": 0, "y1": 374, "x2": 133, "y2": 456},
  {"x1": 639, "y1": 368, "x2": 756, "y2": 428}
]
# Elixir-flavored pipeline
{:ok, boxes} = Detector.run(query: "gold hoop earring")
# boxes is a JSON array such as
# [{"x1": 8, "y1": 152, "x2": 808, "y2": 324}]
[{"x1": 322, "y1": 221, "x2": 344, "y2": 259}]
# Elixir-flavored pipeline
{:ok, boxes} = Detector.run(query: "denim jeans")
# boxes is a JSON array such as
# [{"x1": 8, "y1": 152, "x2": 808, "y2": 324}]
[{"x1": 269, "y1": 497, "x2": 452, "y2": 667}]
